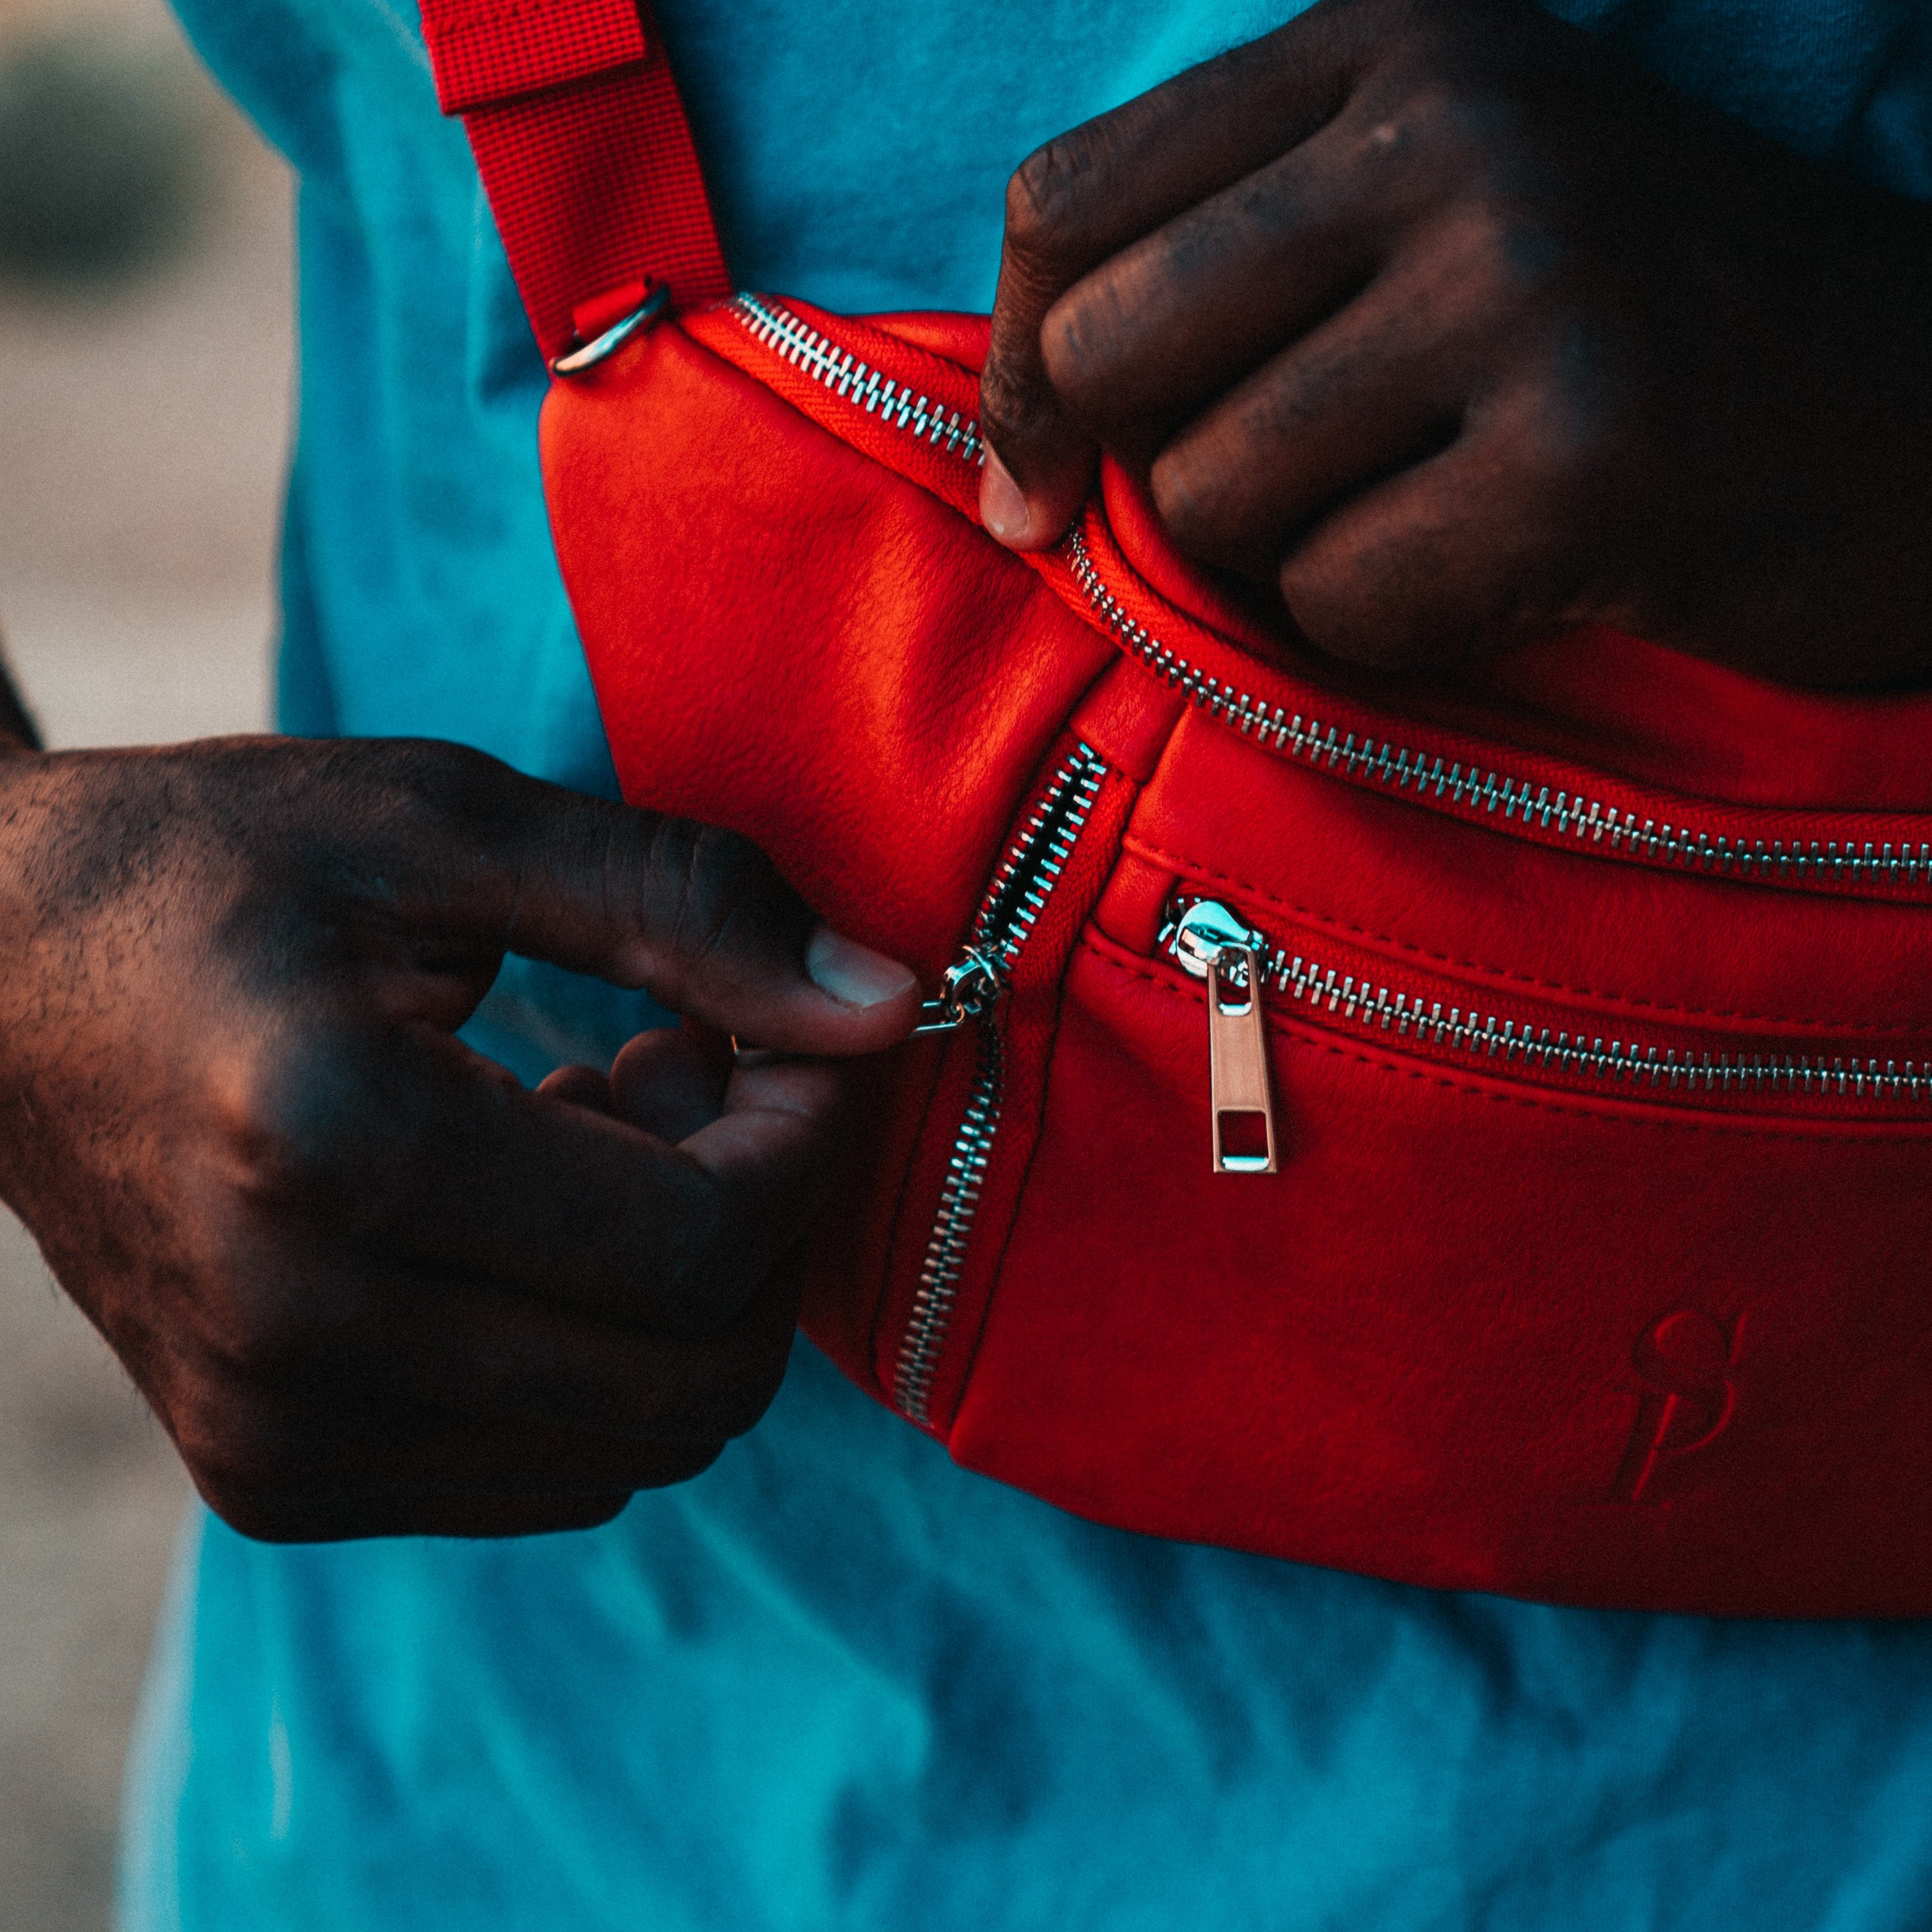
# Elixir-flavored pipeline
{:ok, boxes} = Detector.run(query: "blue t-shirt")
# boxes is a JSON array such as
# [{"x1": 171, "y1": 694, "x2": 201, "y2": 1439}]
[{"x1": 124, "y1": 2, "x2": 1932, "y2": 1926}]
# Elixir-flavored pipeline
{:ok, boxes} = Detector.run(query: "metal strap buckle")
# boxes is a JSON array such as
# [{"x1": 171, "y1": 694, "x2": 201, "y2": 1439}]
[{"x1": 549, "y1": 284, "x2": 671, "y2": 377}]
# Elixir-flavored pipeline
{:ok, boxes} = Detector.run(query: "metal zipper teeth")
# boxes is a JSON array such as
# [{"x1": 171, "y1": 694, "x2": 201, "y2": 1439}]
[
  {"x1": 894, "y1": 744, "x2": 1108, "y2": 1424},
  {"x1": 731, "y1": 295, "x2": 985, "y2": 463},
  {"x1": 1166, "y1": 900, "x2": 1932, "y2": 1101},
  {"x1": 1070, "y1": 531, "x2": 1932, "y2": 891}
]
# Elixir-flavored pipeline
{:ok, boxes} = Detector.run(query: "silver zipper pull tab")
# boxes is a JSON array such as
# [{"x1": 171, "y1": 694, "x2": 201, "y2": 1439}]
[
  {"x1": 1170, "y1": 901, "x2": 1279, "y2": 1175},
  {"x1": 1206, "y1": 944, "x2": 1277, "y2": 1174}
]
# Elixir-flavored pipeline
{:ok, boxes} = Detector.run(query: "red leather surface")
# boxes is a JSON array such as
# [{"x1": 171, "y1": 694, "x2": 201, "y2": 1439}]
[
  {"x1": 1124, "y1": 708, "x2": 1932, "y2": 1038},
  {"x1": 539, "y1": 299, "x2": 1932, "y2": 1615},
  {"x1": 957, "y1": 929, "x2": 1932, "y2": 1616},
  {"x1": 541, "y1": 322, "x2": 1116, "y2": 980},
  {"x1": 437, "y1": 3, "x2": 1932, "y2": 1613}
]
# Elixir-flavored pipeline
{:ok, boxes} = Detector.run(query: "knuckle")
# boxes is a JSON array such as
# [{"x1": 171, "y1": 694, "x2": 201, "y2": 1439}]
[
  {"x1": 381, "y1": 736, "x2": 511, "y2": 831},
  {"x1": 1350, "y1": 76, "x2": 1507, "y2": 215},
  {"x1": 704, "y1": 1340, "x2": 791, "y2": 1439},
  {"x1": 1485, "y1": 209, "x2": 1573, "y2": 303},
  {"x1": 1280, "y1": 540, "x2": 1438, "y2": 670},
  {"x1": 648, "y1": 818, "x2": 796, "y2": 976},
  {"x1": 633, "y1": 1441, "x2": 726, "y2": 1491},
  {"x1": 1498, "y1": 334, "x2": 1645, "y2": 497},
  {"x1": 213, "y1": 1031, "x2": 384, "y2": 1210},
  {"x1": 195, "y1": 1476, "x2": 308, "y2": 1544},
  {"x1": 215, "y1": 1276, "x2": 319, "y2": 1378},
  {"x1": 1513, "y1": 397, "x2": 1608, "y2": 494},
  {"x1": 176, "y1": 1394, "x2": 324, "y2": 1539},
  {"x1": 1149, "y1": 444, "x2": 1235, "y2": 561},
  {"x1": 978, "y1": 356, "x2": 1060, "y2": 447},
  {"x1": 545, "y1": 1492, "x2": 638, "y2": 1528},
  {"x1": 1440, "y1": 79, "x2": 1533, "y2": 162},
  {"x1": 1005, "y1": 127, "x2": 1106, "y2": 261},
  {"x1": 1350, "y1": 80, "x2": 1438, "y2": 170},
  {"x1": 635, "y1": 1354, "x2": 777, "y2": 1442},
  {"x1": 1038, "y1": 286, "x2": 1124, "y2": 417}
]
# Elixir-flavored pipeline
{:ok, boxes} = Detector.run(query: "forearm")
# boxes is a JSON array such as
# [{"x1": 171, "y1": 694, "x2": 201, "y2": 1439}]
[{"x1": 0, "y1": 643, "x2": 41, "y2": 753}]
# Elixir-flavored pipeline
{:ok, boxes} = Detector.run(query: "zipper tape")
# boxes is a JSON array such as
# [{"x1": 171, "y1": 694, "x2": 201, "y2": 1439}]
[{"x1": 1066, "y1": 522, "x2": 1932, "y2": 903}]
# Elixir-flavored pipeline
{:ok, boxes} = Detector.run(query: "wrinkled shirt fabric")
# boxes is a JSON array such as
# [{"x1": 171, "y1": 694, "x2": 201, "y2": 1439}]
[{"x1": 123, "y1": 2, "x2": 1932, "y2": 1925}]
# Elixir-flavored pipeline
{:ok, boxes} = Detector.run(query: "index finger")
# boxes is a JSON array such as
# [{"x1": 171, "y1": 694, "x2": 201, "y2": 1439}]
[{"x1": 979, "y1": 0, "x2": 1373, "y2": 546}]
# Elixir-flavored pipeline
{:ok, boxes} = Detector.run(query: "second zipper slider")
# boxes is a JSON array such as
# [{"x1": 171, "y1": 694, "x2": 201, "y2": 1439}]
[
  {"x1": 912, "y1": 947, "x2": 1005, "y2": 1035},
  {"x1": 1170, "y1": 900, "x2": 1280, "y2": 1175}
]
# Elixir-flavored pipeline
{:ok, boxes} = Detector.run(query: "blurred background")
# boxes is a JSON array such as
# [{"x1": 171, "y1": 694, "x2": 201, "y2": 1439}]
[{"x1": 0, "y1": 0, "x2": 291, "y2": 1922}]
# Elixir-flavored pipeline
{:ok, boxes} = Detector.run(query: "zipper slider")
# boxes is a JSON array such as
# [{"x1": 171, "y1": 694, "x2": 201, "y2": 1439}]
[
  {"x1": 1168, "y1": 900, "x2": 1279, "y2": 1175},
  {"x1": 913, "y1": 947, "x2": 1005, "y2": 1035}
]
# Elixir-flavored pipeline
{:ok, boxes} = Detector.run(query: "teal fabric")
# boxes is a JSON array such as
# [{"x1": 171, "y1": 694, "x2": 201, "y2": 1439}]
[{"x1": 124, "y1": 2, "x2": 1932, "y2": 1925}]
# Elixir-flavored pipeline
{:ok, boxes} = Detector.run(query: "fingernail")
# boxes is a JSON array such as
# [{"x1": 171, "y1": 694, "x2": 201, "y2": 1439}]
[
  {"x1": 806, "y1": 927, "x2": 918, "y2": 1009},
  {"x1": 980, "y1": 447, "x2": 1031, "y2": 546}
]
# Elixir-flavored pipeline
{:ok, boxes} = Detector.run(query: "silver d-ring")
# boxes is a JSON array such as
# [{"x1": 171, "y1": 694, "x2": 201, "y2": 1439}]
[{"x1": 549, "y1": 284, "x2": 671, "y2": 377}]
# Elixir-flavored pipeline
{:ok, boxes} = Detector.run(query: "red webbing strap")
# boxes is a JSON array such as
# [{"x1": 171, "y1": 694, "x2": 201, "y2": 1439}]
[{"x1": 419, "y1": 0, "x2": 731, "y2": 364}]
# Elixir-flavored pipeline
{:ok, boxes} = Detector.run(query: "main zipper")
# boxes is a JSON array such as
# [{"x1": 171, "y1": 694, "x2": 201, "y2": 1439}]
[
  {"x1": 892, "y1": 743, "x2": 1109, "y2": 1424},
  {"x1": 724, "y1": 295, "x2": 1932, "y2": 896},
  {"x1": 1067, "y1": 532, "x2": 1932, "y2": 892},
  {"x1": 731, "y1": 295, "x2": 985, "y2": 462}
]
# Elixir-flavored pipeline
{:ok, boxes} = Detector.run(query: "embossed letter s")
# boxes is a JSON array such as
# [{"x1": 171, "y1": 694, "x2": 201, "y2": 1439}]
[{"x1": 1610, "y1": 1309, "x2": 1743, "y2": 1504}]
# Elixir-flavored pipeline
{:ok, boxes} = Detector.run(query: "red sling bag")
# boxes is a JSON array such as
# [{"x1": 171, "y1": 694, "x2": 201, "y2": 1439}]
[{"x1": 420, "y1": 0, "x2": 1932, "y2": 1617}]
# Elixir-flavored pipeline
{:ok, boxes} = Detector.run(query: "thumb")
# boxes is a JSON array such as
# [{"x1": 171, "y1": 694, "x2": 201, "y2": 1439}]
[{"x1": 423, "y1": 760, "x2": 920, "y2": 1054}]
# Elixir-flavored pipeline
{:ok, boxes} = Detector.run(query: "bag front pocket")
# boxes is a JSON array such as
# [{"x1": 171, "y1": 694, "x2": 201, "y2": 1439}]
[
  {"x1": 952, "y1": 918, "x2": 1932, "y2": 1616},
  {"x1": 933, "y1": 714, "x2": 1932, "y2": 1620}
]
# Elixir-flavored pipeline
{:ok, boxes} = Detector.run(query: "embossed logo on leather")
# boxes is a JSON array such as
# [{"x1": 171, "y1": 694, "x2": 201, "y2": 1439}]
[{"x1": 1610, "y1": 1309, "x2": 1742, "y2": 1503}]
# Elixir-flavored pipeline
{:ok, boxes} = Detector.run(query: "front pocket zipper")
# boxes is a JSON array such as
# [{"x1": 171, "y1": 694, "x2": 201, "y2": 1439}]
[
  {"x1": 892, "y1": 742, "x2": 1109, "y2": 1423},
  {"x1": 1159, "y1": 892, "x2": 1932, "y2": 1140}
]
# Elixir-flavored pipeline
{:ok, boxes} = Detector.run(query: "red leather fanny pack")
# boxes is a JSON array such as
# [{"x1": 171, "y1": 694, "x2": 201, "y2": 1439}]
[{"x1": 421, "y1": 0, "x2": 1932, "y2": 1617}]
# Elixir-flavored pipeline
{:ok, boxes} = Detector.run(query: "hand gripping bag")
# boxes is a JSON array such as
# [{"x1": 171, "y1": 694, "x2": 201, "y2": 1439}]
[{"x1": 421, "y1": 0, "x2": 1932, "y2": 1617}]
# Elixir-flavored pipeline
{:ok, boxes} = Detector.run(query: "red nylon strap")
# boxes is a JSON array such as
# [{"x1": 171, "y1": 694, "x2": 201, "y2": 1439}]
[{"x1": 419, "y1": 0, "x2": 731, "y2": 363}]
